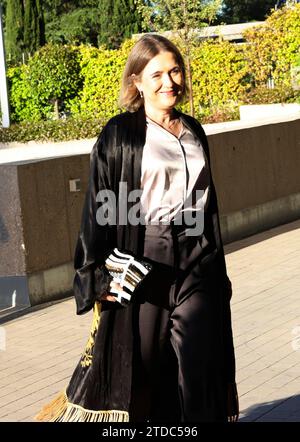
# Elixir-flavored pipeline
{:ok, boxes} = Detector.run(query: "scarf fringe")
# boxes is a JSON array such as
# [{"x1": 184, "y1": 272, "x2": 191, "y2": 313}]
[
  {"x1": 80, "y1": 301, "x2": 102, "y2": 368},
  {"x1": 35, "y1": 390, "x2": 68, "y2": 422},
  {"x1": 35, "y1": 390, "x2": 129, "y2": 422}
]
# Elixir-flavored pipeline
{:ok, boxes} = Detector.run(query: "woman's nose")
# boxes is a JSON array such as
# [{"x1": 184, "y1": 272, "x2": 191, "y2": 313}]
[{"x1": 162, "y1": 73, "x2": 174, "y2": 87}]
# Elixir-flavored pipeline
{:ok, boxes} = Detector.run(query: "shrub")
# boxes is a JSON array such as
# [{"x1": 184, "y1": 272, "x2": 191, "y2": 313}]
[
  {"x1": 7, "y1": 64, "x2": 44, "y2": 122},
  {"x1": 0, "y1": 116, "x2": 105, "y2": 143},
  {"x1": 7, "y1": 43, "x2": 83, "y2": 122},
  {"x1": 199, "y1": 102, "x2": 240, "y2": 124},
  {"x1": 183, "y1": 39, "x2": 250, "y2": 119},
  {"x1": 242, "y1": 85, "x2": 299, "y2": 105},
  {"x1": 68, "y1": 39, "x2": 135, "y2": 120},
  {"x1": 244, "y1": 4, "x2": 300, "y2": 88}
]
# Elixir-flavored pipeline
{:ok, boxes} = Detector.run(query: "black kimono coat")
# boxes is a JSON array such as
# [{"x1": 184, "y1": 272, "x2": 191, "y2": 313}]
[{"x1": 66, "y1": 106, "x2": 236, "y2": 421}]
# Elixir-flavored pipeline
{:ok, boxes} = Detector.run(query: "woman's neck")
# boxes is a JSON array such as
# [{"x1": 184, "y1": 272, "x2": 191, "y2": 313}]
[{"x1": 144, "y1": 105, "x2": 177, "y2": 126}]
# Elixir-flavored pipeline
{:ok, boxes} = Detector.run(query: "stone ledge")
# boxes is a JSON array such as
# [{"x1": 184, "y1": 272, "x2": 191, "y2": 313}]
[{"x1": 221, "y1": 192, "x2": 300, "y2": 244}]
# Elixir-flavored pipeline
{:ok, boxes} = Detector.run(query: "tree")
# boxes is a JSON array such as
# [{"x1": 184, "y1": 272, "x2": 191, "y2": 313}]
[
  {"x1": 43, "y1": 1, "x2": 100, "y2": 45},
  {"x1": 0, "y1": 0, "x2": 7, "y2": 29},
  {"x1": 218, "y1": 0, "x2": 276, "y2": 24},
  {"x1": 43, "y1": 0, "x2": 75, "y2": 20},
  {"x1": 26, "y1": 43, "x2": 82, "y2": 119},
  {"x1": 24, "y1": 0, "x2": 45, "y2": 56},
  {"x1": 0, "y1": 0, "x2": 7, "y2": 16},
  {"x1": 4, "y1": 0, "x2": 24, "y2": 62},
  {"x1": 98, "y1": 0, "x2": 143, "y2": 49},
  {"x1": 4, "y1": 0, "x2": 45, "y2": 63},
  {"x1": 136, "y1": 0, "x2": 223, "y2": 116},
  {"x1": 45, "y1": 8, "x2": 99, "y2": 45}
]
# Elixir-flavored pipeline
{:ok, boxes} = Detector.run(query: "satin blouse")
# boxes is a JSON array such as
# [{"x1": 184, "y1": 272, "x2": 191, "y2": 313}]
[{"x1": 140, "y1": 116, "x2": 211, "y2": 225}]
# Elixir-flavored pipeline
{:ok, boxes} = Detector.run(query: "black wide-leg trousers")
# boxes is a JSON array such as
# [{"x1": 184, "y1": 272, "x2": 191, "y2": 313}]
[{"x1": 129, "y1": 225, "x2": 229, "y2": 423}]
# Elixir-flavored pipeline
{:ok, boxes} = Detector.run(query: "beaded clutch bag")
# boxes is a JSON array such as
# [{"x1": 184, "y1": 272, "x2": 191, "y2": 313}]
[{"x1": 104, "y1": 248, "x2": 153, "y2": 306}]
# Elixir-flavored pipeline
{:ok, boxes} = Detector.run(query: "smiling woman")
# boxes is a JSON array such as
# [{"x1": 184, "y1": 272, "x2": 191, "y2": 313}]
[
  {"x1": 119, "y1": 34, "x2": 187, "y2": 112},
  {"x1": 132, "y1": 52, "x2": 184, "y2": 137},
  {"x1": 36, "y1": 34, "x2": 238, "y2": 423}
]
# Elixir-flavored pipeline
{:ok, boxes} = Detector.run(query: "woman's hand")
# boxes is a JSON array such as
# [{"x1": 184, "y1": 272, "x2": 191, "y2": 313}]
[{"x1": 99, "y1": 281, "x2": 123, "y2": 302}]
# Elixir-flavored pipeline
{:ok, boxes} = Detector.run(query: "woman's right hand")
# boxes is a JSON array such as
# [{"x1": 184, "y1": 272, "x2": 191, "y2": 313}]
[{"x1": 99, "y1": 281, "x2": 122, "y2": 302}]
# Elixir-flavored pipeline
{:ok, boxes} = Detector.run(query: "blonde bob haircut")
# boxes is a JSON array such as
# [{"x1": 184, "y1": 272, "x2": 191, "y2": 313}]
[{"x1": 119, "y1": 34, "x2": 187, "y2": 112}]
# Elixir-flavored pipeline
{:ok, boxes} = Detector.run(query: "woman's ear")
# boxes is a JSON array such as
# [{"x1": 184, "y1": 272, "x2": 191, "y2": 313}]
[{"x1": 131, "y1": 73, "x2": 141, "y2": 94}]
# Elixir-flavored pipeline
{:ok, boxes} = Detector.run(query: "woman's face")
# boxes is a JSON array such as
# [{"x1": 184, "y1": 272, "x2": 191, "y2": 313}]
[{"x1": 134, "y1": 51, "x2": 184, "y2": 113}]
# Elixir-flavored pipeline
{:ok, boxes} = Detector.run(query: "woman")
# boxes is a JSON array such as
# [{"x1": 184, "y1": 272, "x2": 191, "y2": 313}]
[{"x1": 36, "y1": 34, "x2": 238, "y2": 423}]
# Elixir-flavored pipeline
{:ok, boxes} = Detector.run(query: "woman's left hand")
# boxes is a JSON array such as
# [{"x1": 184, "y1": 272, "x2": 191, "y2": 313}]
[{"x1": 99, "y1": 281, "x2": 123, "y2": 302}]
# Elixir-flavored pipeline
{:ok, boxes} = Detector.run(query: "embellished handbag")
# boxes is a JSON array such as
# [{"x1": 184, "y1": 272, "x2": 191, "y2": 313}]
[{"x1": 104, "y1": 248, "x2": 153, "y2": 306}]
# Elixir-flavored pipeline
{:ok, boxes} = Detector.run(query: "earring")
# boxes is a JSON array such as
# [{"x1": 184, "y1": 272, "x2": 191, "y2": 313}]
[{"x1": 139, "y1": 90, "x2": 144, "y2": 98}]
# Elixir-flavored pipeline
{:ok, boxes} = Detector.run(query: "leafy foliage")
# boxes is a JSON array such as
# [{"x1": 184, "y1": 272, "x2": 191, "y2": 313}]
[
  {"x1": 136, "y1": 0, "x2": 222, "y2": 33},
  {"x1": 4, "y1": 0, "x2": 24, "y2": 63},
  {"x1": 242, "y1": 85, "x2": 299, "y2": 105},
  {"x1": 4, "y1": 0, "x2": 45, "y2": 63},
  {"x1": 68, "y1": 40, "x2": 135, "y2": 119},
  {"x1": 98, "y1": 0, "x2": 142, "y2": 49},
  {"x1": 0, "y1": 116, "x2": 105, "y2": 143},
  {"x1": 244, "y1": 4, "x2": 300, "y2": 88},
  {"x1": 8, "y1": 43, "x2": 82, "y2": 121},
  {"x1": 0, "y1": 0, "x2": 7, "y2": 10},
  {"x1": 186, "y1": 39, "x2": 250, "y2": 115},
  {"x1": 5, "y1": 4, "x2": 300, "y2": 140},
  {"x1": 217, "y1": 0, "x2": 275, "y2": 24},
  {"x1": 23, "y1": 0, "x2": 45, "y2": 55},
  {"x1": 42, "y1": 0, "x2": 142, "y2": 48},
  {"x1": 45, "y1": 6, "x2": 99, "y2": 45},
  {"x1": 7, "y1": 64, "x2": 44, "y2": 122}
]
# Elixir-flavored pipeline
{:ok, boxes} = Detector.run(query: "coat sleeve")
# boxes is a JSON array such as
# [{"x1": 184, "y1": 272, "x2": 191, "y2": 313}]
[
  {"x1": 73, "y1": 129, "x2": 115, "y2": 315},
  {"x1": 210, "y1": 181, "x2": 232, "y2": 300}
]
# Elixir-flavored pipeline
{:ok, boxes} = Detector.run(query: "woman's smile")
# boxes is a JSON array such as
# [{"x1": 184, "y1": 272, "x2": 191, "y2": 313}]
[{"x1": 160, "y1": 90, "x2": 176, "y2": 95}]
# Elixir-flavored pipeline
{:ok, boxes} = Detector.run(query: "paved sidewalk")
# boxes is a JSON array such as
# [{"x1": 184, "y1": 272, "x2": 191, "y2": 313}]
[{"x1": 0, "y1": 219, "x2": 300, "y2": 422}]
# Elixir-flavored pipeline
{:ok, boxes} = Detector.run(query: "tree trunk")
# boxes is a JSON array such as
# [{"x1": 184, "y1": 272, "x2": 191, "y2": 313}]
[
  {"x1": 186, "y1": 54, "x2": 194, "y2": 117},
  {"x1": 54, "y1": 99, "x2": 59, "y2": 120},
  {"x1": 182, "y1": 0, "x2": 194, "y2": 117}
]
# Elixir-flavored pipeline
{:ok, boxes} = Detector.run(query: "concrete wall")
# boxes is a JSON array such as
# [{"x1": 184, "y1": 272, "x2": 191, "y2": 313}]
[
  {"x1": 0, "y1": 165, "x2": 26, "y2": 275},
  {"x1": 0, "y1": 155, "x2": 91, "y2": 311},
  {"x1": 0, "y1": 115, "x2": 299, "y2": 311},
  {"x1": 206, "y1": 117, "x2": 300, "y2": 242}
]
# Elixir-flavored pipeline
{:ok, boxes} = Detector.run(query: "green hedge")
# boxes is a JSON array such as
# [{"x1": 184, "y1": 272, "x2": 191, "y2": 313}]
[
  {"x1": 0, "y1": 116, "x2": 105, "y2": 143},
  {"x1": 68, "y1": 40, "x2": 135, "y2": 120},
  {"x1": 188, "y1": 39, "x2": 250, "y2": 119},
  {"x1": 244, "y1": 4, "x2": 300, "y2": 88}
]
